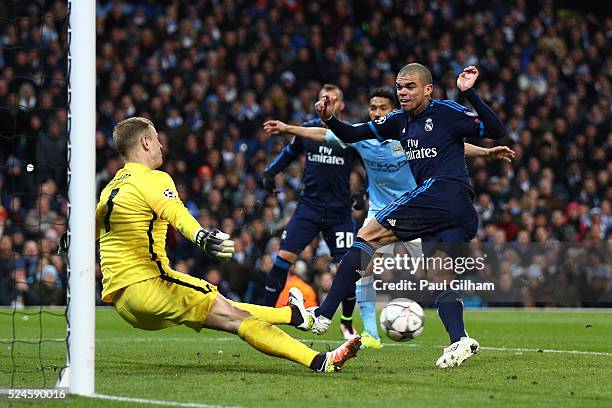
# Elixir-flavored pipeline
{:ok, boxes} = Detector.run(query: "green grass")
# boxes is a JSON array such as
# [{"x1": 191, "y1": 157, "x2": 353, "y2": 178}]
[{"x1": 1, "y1": 307, "x2": 611, "y2": 407}]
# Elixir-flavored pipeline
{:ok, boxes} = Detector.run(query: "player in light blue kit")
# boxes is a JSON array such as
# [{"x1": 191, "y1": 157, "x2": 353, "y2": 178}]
[{"x1": 264, "y1": 88, "x2": 514, "y2": 348}]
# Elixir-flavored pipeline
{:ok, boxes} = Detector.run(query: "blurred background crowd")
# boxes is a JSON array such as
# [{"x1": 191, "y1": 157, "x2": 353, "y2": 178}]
[{"x1": 0, "y1": 0, "x2": 610, "y2": 308}]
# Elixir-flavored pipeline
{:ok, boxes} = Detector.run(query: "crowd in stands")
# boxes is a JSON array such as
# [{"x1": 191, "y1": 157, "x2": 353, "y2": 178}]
[{"x1": 0, "y1": 0, "x2": 610, "y2": 308}]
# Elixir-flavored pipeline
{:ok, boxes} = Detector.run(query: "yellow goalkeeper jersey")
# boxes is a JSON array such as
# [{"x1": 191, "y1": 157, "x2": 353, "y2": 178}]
[{"x1": 97, "y1": 162, "x2": 201, "y2": 302}]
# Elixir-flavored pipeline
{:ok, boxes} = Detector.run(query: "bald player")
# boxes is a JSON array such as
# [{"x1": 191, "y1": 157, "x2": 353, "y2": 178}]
[{"x1": 311, "y1": 64, "x2": 506, "y2": 368}]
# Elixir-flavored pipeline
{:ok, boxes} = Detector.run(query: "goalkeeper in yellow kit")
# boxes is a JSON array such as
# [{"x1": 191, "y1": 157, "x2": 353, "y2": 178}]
[{"x1": 94, "y1": 117, "x2": 360, "y2": 372}]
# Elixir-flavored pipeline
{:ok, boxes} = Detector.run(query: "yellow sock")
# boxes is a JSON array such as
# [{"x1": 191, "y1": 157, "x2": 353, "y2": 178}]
[
  {"x1": 231, "y1": 301, "x2": 292, "y2": 325},
  {"x1": 238, "y1": 316, "x2": 318, "y2": 368}
]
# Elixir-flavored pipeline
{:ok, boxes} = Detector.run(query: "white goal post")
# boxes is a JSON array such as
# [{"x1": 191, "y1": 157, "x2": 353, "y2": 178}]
[{"x1": 57, "y1": 0, "x2": 96, "y2": 396}]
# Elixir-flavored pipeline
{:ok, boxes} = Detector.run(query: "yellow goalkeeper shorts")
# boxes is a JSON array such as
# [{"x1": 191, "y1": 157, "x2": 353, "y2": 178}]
[{"x1": 113, "y1": 266, "x2": 219, "y2": 332}]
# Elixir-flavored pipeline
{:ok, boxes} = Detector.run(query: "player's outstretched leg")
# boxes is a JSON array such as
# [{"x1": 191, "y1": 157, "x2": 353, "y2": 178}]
[
  {"x1": 231, "y1": 287, "x2": 313, "y2": 331},
  {"x1": 238, "y1": 317, "x2": 361, "y2": 372},
  {"x1": 205, "y1": 295, "x2": 360, "y2": 372},
  {"x1": 434, "y1": 289, "x2": 479, "y2": 368},
  {"x1": 313, "y1": 237, "x2": 376, "y2": 333},
  {"x1": 355, "y1": 275, "x2": 382, "y2": 349}
]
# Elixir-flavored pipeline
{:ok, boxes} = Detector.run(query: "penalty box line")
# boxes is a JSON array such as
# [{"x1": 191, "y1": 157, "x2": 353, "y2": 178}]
[
  {"x1": 300, "y1": 338, "x2": 612, "y2": 356},
  {"x1": 2, "y1": 336, "x2": 610, "y2": 356},
  {"x1": 0, "y1": 388, "x2": 241, "y2": 408},
  {"x1": 90, "y1": 393, "x2": 242, "y2": 408},
  {"x1": 479, "y1": 345, "x2": 612, "y2": 356},
  {"x1": 94, "y1": 336, "x2": 612, "y2": 356}
]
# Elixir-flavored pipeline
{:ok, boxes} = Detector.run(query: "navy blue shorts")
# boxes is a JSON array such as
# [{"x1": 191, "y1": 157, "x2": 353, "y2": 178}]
[
  {"x1": 375, "y1": 178, "x2": 477, "y2": 256},
  {"x1": 280, "y1": 203, "x2": 354, "y2": 262}
]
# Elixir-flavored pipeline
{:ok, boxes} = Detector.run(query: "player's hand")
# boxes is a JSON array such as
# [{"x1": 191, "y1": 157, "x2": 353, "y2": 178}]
[
  {"x1": 314, "y1": 93, "x2": 335, "y2": 121},
  {"x1": 57, "y1": 231, "x2": 69, "y2": 255},
  {"x1": 195, "y1": 229, "x2": 235, "y2": 261},
  {"x1": 457, "y1": 66, "x2": 479, "y2": 92},
  {"x1": 261, "y1": 172, "x2": 277, "y2": 193},
  {"x1": 263, "y1": 120, "x2": 288, "y2": 135},
  {"x1": 351, "y1": 191, "x2": 366, "y2": 211},
  {"x1": 487, "y1": 146, "x2": 516, "y2": 163}
]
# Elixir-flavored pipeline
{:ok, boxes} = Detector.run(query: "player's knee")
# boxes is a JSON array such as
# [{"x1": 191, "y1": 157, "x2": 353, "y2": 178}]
[
  {"x1": 427, "y1": 249, "x2": 454, "y2": 282},
  {"x1": 356, "y1": 223, "x2": 376, "y2": 241},
  {"x1": 278, "y1": 250, "x2": 297, "y2": 263},
  {"x1": 206, "y1": 296, "x2": 252, "y2": 333},
  {"x1": 224, "y1": 302, "x2": 252, "y2": 323},
  {"x1": 358, "y1": 219, "x2": 395, "y2": 243}
]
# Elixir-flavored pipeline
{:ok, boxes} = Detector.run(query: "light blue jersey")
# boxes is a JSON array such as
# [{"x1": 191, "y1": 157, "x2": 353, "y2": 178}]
[{"x1": 325, "y1": 129, "x2": 417, "y2": 217}]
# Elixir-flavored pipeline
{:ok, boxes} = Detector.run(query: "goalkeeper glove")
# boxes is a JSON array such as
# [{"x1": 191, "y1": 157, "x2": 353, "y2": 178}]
[
  {"x1": 57, "y1": 231, "x2": 69, "y2": 255},
  {"x1": 195, "y1": 229, "x2": 235, "y2": 261},
  {"x1": 261, "y1": 172, "x2": 277, "y2": 193}
]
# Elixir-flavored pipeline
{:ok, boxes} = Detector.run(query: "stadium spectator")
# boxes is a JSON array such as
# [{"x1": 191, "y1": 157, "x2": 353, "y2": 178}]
[
  {"x1": 0, "y1": 0, "x2": 609, "y2": 307},
  {"x1": 23, "y1": 195, "x2": 57, "y2": 238},
  {"x1": 25, "y1": 265, "x2": 63, "y2": 306},
  {"x1": 275, "y1": 260, "x2": 318, "y2": 309}
]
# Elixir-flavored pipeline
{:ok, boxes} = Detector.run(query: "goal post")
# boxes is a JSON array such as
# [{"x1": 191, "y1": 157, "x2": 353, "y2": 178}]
[{"x1": 61, "y1": 0, "x2": 96, "y2": 396}]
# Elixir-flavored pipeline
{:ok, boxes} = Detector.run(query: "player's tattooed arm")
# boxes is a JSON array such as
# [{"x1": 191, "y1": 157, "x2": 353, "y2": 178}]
[
  {"x1": 263, "y1": 120, "x2": 327, "y2": 143},
  {"x1": 464, "y1": 143, "x2": 516, "y2": 162}
]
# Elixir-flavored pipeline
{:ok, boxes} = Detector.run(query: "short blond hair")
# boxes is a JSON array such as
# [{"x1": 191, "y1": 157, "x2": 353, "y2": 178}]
[
  {"x1": 112, "y1": 117, "x2": 154, "y2": 157},
  {"x1": 320, "y1": 83, "x2": 343, "y2": 101}
]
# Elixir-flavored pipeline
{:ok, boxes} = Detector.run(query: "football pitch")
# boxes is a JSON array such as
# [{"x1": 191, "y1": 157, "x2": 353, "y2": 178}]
[{"x1": 1, "y1": 307, "x2": 611, "y2": 407}]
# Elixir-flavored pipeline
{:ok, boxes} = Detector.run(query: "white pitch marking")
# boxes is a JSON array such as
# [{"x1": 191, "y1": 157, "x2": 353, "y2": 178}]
[
  {"x1": 479, "y1": 345, "x2": 612, "y2": 356},
  {"x1": 91, "y1": 336, "x2": 612, "y2": 356},
  {"x1": 3, "y1": 336, "x2": 610, "y2": 356},
  {"x1": 90, "y1": 393, "x2": 241, "y2": 408}
]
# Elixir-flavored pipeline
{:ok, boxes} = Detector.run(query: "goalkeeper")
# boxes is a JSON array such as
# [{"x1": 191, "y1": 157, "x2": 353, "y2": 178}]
[{"x1": 82, "y1": 117, "x2": 360, "y2": 372}]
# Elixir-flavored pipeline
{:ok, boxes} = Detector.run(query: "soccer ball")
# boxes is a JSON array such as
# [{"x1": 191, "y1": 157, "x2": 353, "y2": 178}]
[{"x1": 379, "y1": 298, "x2": 425, "y2": 341}]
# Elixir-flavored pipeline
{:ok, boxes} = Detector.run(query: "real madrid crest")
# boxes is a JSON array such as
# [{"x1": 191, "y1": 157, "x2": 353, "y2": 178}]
[{"x1": 424, "y1": 117, "x2": 433, "y2": 132}]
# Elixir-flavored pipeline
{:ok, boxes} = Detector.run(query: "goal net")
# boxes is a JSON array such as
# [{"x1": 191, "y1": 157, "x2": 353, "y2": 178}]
[{"x1": 0, "y1": 0, "x2": 95, "y2": 396}]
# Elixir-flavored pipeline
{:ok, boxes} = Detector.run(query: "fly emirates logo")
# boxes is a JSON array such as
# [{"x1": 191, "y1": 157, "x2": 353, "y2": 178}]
[
  {"x1": 307, "y1": 146, "x2": 345, "y2": 165},
  {"x1": 404, "y1": 139, "x2": 437, "y2": 160}
]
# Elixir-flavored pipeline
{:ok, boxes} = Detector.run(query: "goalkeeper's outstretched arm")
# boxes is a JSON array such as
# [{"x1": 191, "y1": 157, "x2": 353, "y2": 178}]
[{"x1": 142, "y1": 172, "x2": 234, "y2": 261}]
